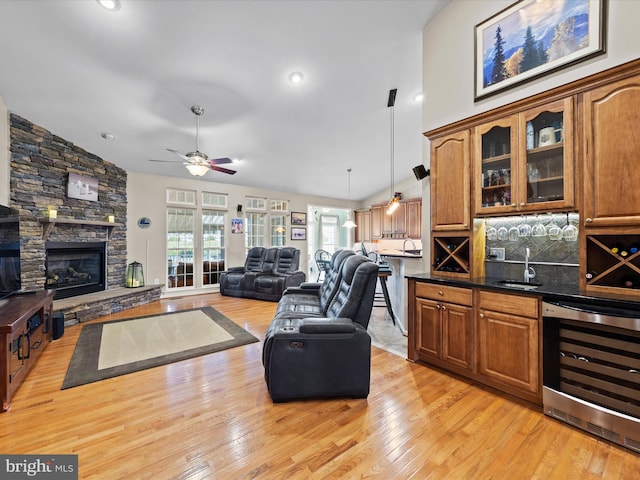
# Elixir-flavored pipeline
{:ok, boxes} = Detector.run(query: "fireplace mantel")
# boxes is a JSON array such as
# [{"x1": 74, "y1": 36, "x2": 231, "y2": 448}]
[{"x1": 39, "y1": 218, "x2": 121, "y2": 241}]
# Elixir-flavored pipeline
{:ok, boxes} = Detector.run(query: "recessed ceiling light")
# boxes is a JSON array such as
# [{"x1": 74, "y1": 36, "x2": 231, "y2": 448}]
[
  {"x1": 97, "y1": 0, "x2": 121, "y2": 11},
  {"x1": 288, "y1": 72, "x2": 304, "y2": 84},
  {"x1": 413, "y1": 92, "x2": 424, "y2": 103},
  {"x1": 100, "y1": 132, "x2": 116, "y2": 141}
]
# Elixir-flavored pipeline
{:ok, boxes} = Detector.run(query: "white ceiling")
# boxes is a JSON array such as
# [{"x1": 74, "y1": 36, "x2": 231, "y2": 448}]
[{"x1": 0, "y1": 0, "x2": 448, "y2": 202}]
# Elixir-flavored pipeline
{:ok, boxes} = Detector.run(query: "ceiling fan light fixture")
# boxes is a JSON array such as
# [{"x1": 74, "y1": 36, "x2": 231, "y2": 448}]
[{"x1": 185, "y1": 164, "x2": 209, "y2": 176}]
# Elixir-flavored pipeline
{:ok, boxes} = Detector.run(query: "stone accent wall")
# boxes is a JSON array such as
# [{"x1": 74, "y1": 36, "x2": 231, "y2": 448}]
[{"x1": 9, "y1": 114, "x2": 127, "y2": 291}]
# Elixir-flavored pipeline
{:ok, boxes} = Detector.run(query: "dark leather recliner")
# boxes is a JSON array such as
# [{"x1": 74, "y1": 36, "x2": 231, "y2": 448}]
[
  {"x1": 219, "y1": 247, "x2": 306, "y2": 301},
  {"x1": 262, "y1": 253, "x2": 379, "y2": 402}
]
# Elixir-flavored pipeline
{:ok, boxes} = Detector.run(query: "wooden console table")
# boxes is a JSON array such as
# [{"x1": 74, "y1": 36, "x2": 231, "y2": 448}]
[{"x1": 0, "y1": 290, "x2": 55, "y2": 411}]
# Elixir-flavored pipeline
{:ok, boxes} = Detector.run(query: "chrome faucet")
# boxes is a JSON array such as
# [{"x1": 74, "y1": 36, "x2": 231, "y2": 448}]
[
  {"x1": 524, "y1": 247, "x2": 536, "y2": 283},
  {"x1": 403, "y1": 238, "x2": 417, "y2": 254}
]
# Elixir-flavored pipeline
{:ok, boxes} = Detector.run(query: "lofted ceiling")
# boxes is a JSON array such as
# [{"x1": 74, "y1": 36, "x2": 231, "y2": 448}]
[{"x1": 0, "y1": 0, "x2": 448, "y2": 202}]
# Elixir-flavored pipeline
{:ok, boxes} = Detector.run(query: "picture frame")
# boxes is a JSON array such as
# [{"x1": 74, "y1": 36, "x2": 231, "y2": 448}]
[
  {"x1": 291, "y1": 212, "x2": 307, "y2": 225},
  {"x1": 291, "y1": 227, "x2": 306, "y2": 241},
  {"x1": 231, "y1": 218, "x2": 244, "y2": 234},
  {"x1": 67, "y1": 172, "x2": 99, "y2": 201},
  {"x1": 474, "y1": 0, "x2": 607, "y2": 101}
]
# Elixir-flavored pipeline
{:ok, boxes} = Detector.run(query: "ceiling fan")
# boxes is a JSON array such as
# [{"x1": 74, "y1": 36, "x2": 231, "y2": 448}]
[{"x1": 150, "y1": 105, "x2": 236, "y2": 177}]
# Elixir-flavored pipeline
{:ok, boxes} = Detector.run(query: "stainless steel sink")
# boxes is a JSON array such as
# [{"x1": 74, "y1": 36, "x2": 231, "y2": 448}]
[
  {"x1": 403, "y1": 249, "x2": 422, "y2": 255},
  {"x1": 494, "y1": 280, "x2": 542, "y2": 290}
]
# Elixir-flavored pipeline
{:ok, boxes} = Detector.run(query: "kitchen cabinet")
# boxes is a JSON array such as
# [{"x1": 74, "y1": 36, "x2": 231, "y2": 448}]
[
  {"x1": 474, "y1": 97, "x2": 575, "y2": 216},
  {"x1": 406, "y1": 199, "x2": 422, "y2": 239},
  {"x1": 582, "y1": 74, "x2": 640, "y2": 228},
  {"x1": 371, "y1": 199, "x2": 421, "y2": 240},
  {"x1": 354, "y1": 210, "x2": 371, "y2": 243},
  {"x1": 371, "y1": 205, "x2": 382, "y2": 239},
  {"x1": 477, "y1": 290, "x2": 541, "y2": 404},
  {"x1": 430, "y1": 130, "x2": 470, "y2": 231},
  {"x1": 1, "y1": 290, "x2": 55, "y2": 411},
  {"x1": 410, "y1": 282, "x2": 473, "y2": 374}
]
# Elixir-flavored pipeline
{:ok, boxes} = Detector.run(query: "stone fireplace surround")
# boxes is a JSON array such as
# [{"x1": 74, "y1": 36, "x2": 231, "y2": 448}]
[{"x1": 9, "y1": 113, "x2": 160, "y2": 324}]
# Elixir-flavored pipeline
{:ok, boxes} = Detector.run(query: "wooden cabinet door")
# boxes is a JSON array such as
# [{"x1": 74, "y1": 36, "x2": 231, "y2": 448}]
[
  {"x1": 371, "y1": 206, "x2": 383, "y2": 239},
  {"x1": 583, "y1": 75, "x2": 640, "y2": 227},
  {"x1": 414, "y1": 297, "x2": 440, "y2": 360},
  {"x1": 355, "y1": 210, "x2": 371, "y2": 243},
  {"x1": 441, "y1": 303, "x2": 473, "y2": 371},
  {"x1": 406, "y1": 199, "x2": 422, "y2": 239},
  {"x1": 431, "y1": 130, "x2": 470, "y2": 231},
  {"x1": 477, "y1": 309, "x2": 539, "y2": 395},
  {"x1": 392, "y1": 202, "x2": 407, "y2": 236}
]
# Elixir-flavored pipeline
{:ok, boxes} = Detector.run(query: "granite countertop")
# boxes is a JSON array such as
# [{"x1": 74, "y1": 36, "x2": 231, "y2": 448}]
[
  {"x1": 406, "y1": 272, "x2": 640, "y2": 309},
  {"x1": 377, "y1": 249, "x2": 423, "y2": 258}
]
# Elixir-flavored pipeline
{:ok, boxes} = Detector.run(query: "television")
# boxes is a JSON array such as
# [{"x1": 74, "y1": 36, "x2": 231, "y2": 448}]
[{"x1": 0, "y1": 204, "x2": 21, "y2": 296}]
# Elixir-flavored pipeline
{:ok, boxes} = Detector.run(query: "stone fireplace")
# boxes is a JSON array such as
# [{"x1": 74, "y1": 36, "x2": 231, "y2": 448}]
[{"x1": 45, "y1": 241, "x2": 106, "y2": 299}]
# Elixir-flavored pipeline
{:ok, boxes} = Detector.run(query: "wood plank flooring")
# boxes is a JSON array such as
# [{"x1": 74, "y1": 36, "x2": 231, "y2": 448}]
[{"x1": 0, "y1": 293, "x2": 638, "y2": 479}]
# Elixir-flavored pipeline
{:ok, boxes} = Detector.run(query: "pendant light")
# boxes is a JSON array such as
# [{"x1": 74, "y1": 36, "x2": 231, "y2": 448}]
[
  {"x1": 342, "y1": 168, "x2": 357, "y2": 228},
  {"x1": 386, "y1": 89, "x2": 401, "y2": 215}
]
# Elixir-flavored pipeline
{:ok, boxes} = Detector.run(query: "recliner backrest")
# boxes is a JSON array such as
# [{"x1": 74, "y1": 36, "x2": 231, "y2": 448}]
[
  {"x1": 319, "y1": 249, "x2": 355, "y2": 311},
  {"x1": 324, "y1": 255, "x2": 379, "y2": 328},
  {"x1": 260, "y1": 247, "x2": 279, "y2": 273},
  {"x1": 245, "y1": 247, "x2": 266, "y2": 271},
  {"x1": 274, "y1": 247, "x2": 300, "y2": 274}
]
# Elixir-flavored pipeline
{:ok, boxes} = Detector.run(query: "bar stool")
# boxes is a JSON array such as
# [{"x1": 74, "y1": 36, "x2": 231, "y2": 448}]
[{"x1": 374, "y1": 265, "x2": 396, "y2": 325}]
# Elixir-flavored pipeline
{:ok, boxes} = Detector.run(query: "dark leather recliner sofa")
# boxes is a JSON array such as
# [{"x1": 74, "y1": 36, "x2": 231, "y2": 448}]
[
  {"x1": 262, "y1": 250, "x2": 379, "y2": 402},
  {"x1": 219, "y1": 246, "x2": 306, "y2": 302}
]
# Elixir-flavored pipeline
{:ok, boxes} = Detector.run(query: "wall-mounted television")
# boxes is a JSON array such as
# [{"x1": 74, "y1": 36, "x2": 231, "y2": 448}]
[{"x1": 0, "y1": 204, "x2": 21, "y2": 296}]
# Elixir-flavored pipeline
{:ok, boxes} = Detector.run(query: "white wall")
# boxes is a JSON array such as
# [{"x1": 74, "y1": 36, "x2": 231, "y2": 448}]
[
  {"x1": 127, "y1": 171, "x2": 355, "y2": 293},
  {"x1": 0, "y1": 96, "x2": 9, "y2": 206}
]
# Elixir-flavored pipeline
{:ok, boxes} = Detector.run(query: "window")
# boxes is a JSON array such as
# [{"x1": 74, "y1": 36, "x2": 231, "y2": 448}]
[
  {"x1": 167, "y1": 188, "x2": 196, "y2": 205},
  {"x1": 270, "y1": 199, "x2": 289, "y2": 212},
  {"x1": 270, "y1": 214, "x2": 287, "y2": 246},
  {"x1": 202, "y1": 192, "x2": 228, "y2": 209},
  {"x1": 245, "y1": 196, "x2": 267, "y2": 211},
  {"x1": 167, "y1": 207, "x2": 195, "y2": 288},
  {"x1": 202, "y1": 209, "x2": 226, "y2": 286},
  {"x1": 245, "y1": 212, "x2": 266, "y2": 248},
  {"x1": 320, "y1": 215, "x2": 339, "y2": 253}
]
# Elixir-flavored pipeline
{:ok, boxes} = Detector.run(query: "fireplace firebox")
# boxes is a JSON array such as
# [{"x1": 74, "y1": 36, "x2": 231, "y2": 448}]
[{"x1": 45, "y1": 242, "x2": 106, "y2": 299}]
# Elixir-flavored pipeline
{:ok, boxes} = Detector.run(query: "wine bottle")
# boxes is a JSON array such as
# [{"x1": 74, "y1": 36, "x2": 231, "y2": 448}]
[
  {"x1": 620, "y1": 248, "x2": 629, "y2": 258},
  {"x1": 611, "y1": 244, "x2": 621, "y2": 255},
  {"x1": 629, "y1": 243, "x2": 640, "y2": 255},
  {"x1": 585, "y1": 271, "x2": 597, "y2": 280},
  {"x1": 621, "y1": 275, "x2": 638, "y2": 288}
]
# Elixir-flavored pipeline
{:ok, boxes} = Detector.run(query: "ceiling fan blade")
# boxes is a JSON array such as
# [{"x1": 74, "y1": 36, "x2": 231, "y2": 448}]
[
  {"x1": 167, "y1": 148, "x2": 190, "y2": 161},
  {"x1": 149, "y1": 159, "x2": 184, "y2": 164},
  {"x1": 211, "y1": 165, "x2": 237, "y2": 175},
  {"x1": 210, "y1": 157, "x2": 233, "y2": 165}
]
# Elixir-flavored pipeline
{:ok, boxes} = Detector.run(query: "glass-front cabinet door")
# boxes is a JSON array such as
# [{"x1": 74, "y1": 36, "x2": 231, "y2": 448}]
[
  {"x1": 518, "y1": 98, "x2": 574, "y2": 212},
  {"x1": 475, "y1": 117, "x2": 518, "y2": 215},
  {"x1": 474, "y1": 98, "x2": 574, "y2": 215}
]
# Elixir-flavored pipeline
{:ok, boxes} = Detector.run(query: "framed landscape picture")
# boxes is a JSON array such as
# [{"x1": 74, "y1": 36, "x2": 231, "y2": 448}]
[
  {"x1": 291, "y1": 212, "x2": 307, "y2": 225},
  {"x1": 291, "y1": 227, "x2": 306, "y2": 241},
  {"x1": 475, "y1": 0, "x2": 606, "y2": 101}
]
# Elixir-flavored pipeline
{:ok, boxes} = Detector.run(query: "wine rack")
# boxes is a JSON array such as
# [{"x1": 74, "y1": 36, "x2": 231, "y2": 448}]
[
  {"x1": 432, "y1": 235, "x2": 470, "y2": 277},
  {"x1": 585, "y1": 234, "x2": 640, "y2": 292}
]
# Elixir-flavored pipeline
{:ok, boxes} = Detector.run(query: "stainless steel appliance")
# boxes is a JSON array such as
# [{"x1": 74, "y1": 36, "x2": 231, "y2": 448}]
[{"x1": 542, "y1": 299, "x2": 640, "y2": 452}]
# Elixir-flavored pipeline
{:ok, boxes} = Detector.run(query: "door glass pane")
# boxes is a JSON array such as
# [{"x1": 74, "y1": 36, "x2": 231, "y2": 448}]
[
  {"x1": 245, "y1": 212, "x2": 266, "y2": 249},
  {"x1": 320, "y1": 215, "x2": 338, "y2": 253},
  {"x1": 481, "y1": 126, "x2": 511, "y2": 209},
  {"x1": 270, "y1": 215, "x2": 286, "y2": 246},
  {"x1": 525, "y1": 111, "x2": 564, "y2": 203},
  {"x1": 202, "y1": 209, "x2": 225, "y2": 285},
  {"x1": 167, "y1": 207, "x2": 195, "y2": 288}
]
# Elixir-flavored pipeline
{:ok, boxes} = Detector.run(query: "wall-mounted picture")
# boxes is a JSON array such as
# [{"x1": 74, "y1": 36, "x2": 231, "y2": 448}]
[
  {"x1": 475, "y1": 0, "x2": 606, "y2": 101},
  {"x1": 291, "y1": 212, "x2": 307, "y2": 225},
  {"x1": 291, "y1": 227, "x2": 306, "y2": 241},
  {"x1": 67, "y1": 172, "x2": 99, "y2": 201},
  {"x1": 231, "y1": 218, "x2": 244, "y2": 234}
]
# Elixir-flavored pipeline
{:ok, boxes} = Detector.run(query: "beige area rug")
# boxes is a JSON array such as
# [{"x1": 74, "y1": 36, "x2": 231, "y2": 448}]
[{"x1": 62, "y1": 307, "x2": 258, "y2": 389}]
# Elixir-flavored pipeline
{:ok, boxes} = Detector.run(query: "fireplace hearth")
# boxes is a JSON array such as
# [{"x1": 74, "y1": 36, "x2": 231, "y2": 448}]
[{"x1": 45, "y1": 242, "x2": 106, "y2": 299}]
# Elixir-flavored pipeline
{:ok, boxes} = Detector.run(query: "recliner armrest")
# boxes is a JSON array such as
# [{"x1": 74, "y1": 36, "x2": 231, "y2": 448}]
[
  {"x1": 226, "y1": 266, "x2": 246, "y2": 273},
  {"x1": 298, "y1": 318, "x2": 355, "y2": 334}
]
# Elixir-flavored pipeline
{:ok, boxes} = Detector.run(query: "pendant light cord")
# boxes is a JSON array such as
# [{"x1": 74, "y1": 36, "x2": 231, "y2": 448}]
[{"x1": 390, "y1": 104, "x2": 394, "y2": 198}]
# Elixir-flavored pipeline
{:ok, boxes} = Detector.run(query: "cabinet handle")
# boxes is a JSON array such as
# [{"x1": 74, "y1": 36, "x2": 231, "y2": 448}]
[
  {"x1": 520, "y1": 202, "x2": 526, "y2": 207},
  {"x1": 511, "y1": 203, "x2": 516, "y2": 208},
  {"x1": 586, "y1": 218, "x2": 593, "y2": 223},
  {"x1": 479, "y1": 313, "x2": 485, "y2": 318},
  {"x1": 436, "y1": 304, "x2": 441, "y2": 309},
  {"x1": 441, "y1": 305, "x2": 447, "y2": 311},
  {"x1": 438, "y1": 290, "x2": 444, "y2": 296}
]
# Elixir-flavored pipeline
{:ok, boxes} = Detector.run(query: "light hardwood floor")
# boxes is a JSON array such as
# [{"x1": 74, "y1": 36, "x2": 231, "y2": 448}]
[{"x1": 1, "y1": 293, "x2": 638, "y2": 479}]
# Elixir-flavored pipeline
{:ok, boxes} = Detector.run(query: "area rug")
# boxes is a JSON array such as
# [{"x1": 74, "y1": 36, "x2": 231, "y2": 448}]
[{"x1": 61, "y1": 307, "x2": 259, "y2": 389}]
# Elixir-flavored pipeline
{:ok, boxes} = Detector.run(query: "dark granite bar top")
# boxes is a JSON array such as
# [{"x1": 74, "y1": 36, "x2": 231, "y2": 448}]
[{"x1": 406, "y1": 272, "x2": 640, "y2": 310}]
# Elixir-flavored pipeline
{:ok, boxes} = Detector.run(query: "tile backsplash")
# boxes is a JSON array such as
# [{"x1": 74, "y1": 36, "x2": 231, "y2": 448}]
[{"x1": 482, "y1": 212, "x2": 579, "y2": 286}]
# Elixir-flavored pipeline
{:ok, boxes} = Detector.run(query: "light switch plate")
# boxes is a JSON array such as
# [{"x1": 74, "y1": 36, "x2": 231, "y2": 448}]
[{"x1": 489, "y1": 247, "x2": 505, "y2": 261}]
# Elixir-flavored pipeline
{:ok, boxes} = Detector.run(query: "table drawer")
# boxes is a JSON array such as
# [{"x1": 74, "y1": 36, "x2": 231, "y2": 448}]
[
  {"x1": 415, "y1": 282, "x2": 472, "y2": 306},
  {"x1": 478, "y1": 290, "x2": 539, "y2": 318}
]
